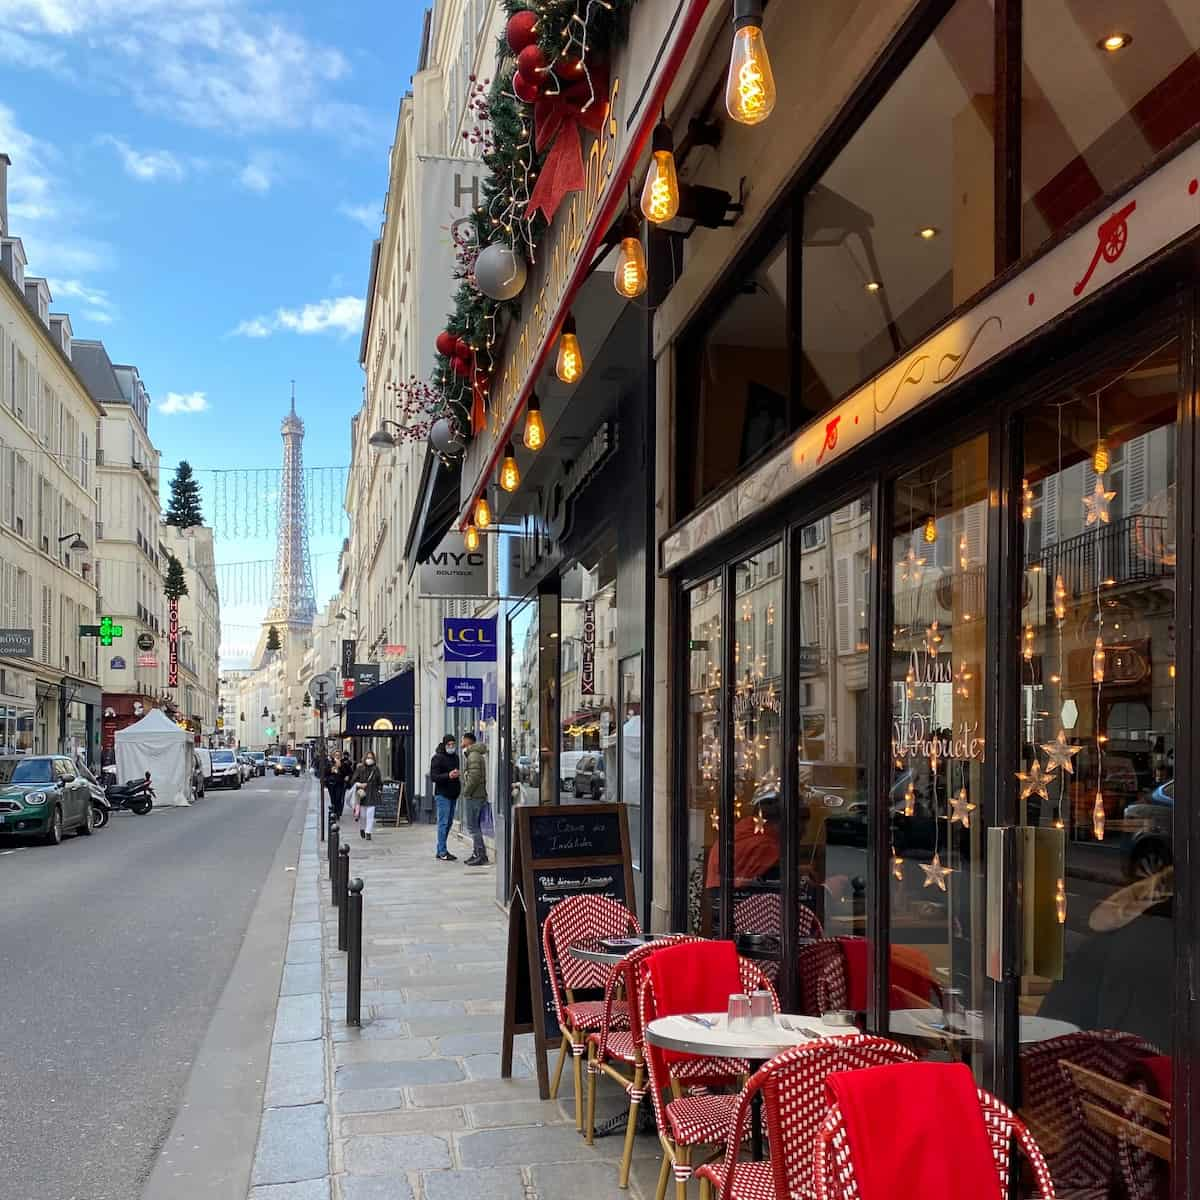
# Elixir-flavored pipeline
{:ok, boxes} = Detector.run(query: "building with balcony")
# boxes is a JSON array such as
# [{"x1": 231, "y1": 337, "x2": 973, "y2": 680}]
[{"x1": 162, "y1": 523, "x2": 221, "y2": 744}]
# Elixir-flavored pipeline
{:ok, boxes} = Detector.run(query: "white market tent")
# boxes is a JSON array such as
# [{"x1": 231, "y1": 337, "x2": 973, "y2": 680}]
[{"x1": 115, "y1": 708, "x2": 194, "y2": 808}]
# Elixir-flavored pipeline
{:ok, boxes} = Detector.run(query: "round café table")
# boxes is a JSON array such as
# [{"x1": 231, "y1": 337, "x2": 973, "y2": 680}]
[
  {"x1": 889, "y1": 1008, "x2": 1079, "y2": 1044},
  {"x1": 645, "y1": 1013, "x2": 856, "y2": 1158}
]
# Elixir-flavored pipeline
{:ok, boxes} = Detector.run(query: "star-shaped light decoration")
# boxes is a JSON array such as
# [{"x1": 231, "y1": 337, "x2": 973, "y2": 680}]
[
  {"x1": 1083, "y1": 476, "x2": 1116, "y2": 526},
  {"x1": 709, "y1": 807, "x2": 720, "y2": 831},
  {"x1": 1016, "y1": 760, "x2": 1057, "y2": 802},
  {"x1": 900, "y1": 546, "x2": 926, "y2": 585},
  {"x1": 949, "y1": 788, "x2": 976, "y2": 828},
  {"x1": 1040, "y1": 729, "x2": 1082, "y2": 775},
  {"x1": 921, "y1": 852, "x2": 953, "y2": 891},
  {"x1": 925, "y1": 620, "x2": 943, "y2": 656},
  {"x1": 752, "y1": 811, "x2": 766, "y2": 835}
]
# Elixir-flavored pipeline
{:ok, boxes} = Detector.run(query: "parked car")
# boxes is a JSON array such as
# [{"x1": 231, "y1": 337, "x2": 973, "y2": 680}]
[
  {"x1": 236, "y1": 753, "x2": 253, "y2": 782},
  {"x1": 248, "y1": 751, "x2": 267, "y2": 777},
  {"x1": 273, "y1": 755, "x2": 301, "y2": 777},
  {"x1": 209, "y1": 749, "x2": 243, "y2": 789},
  {"x1": 1120, "y1": 780, "x2": 1173, "y2": 885},
  {"x1": 559, "y1": 750, "x2": 590, "y2": 792},
  {"x1": 515, "y1": 754, "x2": 532, "y2": 783},
  {"x1": 190, "y1": 753, "x2": 205, "y2": 802},
  {"x1": 0, "y1": 755, "x2": 96, "y2": 844},
  {"x1": 572, "y1": 753, "x2": 607, "y2": 799}
]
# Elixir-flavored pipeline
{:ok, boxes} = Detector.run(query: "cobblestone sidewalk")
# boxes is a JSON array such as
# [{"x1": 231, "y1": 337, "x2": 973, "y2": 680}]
[{"x1": 248, "y1": 786, "x2": 667, "y2": 1200}]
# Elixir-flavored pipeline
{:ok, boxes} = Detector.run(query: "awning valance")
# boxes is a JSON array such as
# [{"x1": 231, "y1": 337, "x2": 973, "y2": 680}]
[{"x1": 342, "y1": 668, "x2": 414, "y2": 736}]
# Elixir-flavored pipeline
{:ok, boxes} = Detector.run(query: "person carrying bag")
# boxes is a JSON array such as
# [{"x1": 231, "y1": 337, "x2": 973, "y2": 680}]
[
  {"x1": 323, "y1": 751, "x2": 352, "y2": 822},
  {"x1": 351, "y1": 752, "x2": 383, "y2": 841}
]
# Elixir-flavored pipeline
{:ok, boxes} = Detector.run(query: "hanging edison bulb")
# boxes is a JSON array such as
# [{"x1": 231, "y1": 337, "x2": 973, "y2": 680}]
[
  {"x1": 1055, "y1": 878, "x2": 1067, "y2": 924},
  {"x1": 726, "y1": 2, "x2": 776, "y2": 126},
  {"x1": 641, "y1": 121, "x2": 680, "y2": 223},
  {"x1": 1023, "y1": 624, "x2": 1035, "y2": 662},
  {"x1": 903, "y1": 781, "x2": 916, "y2": 817},
  {"x1": 555, "y1": 313, "x2": 584, "y2": 384},
  {"x1": 1092, "y1": 636, "x2": 1106, "y2": 683},
  {"x1": 1022, "y1": 478, "x2": 1034, "y2": 520},
  {"x1": 892, "y1": 855, "x2": 905, "y2": 882},
  {"x1": 923, "y1": 514, "x2": 937, "y2": 544},
  {"x1": 1093, "y1": 438, "x2": 1110, "y2": 474},
  {"x1": 499, "y1": 441, "x2": 520, "y2": 492},
  {"x1": 463, "y1": 523, "x2": 480, "y2": 553},
  {"x1": 958, "y1": 533, "x2": 968, "y2": 571},
  {"x1": 1093, "y1": 791, "x2": 1106, "y2": 840},
  {"x1": 614, "y1": 223, "x2": 648, "y2": 299},
  {"x1": 1054, "y1": 574, "x2": 1067, "y2": 621},
  {"x1": 474, "y1": 492, "x2": 492, "y2": 529},
  {"x1": 523, "y1": 393, "x2": 545, "y2": 451}
]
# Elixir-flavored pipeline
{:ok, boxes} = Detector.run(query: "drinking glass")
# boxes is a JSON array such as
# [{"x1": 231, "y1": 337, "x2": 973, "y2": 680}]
[
  {"x1": 750, "y1": 990, "x2": 775, "y2": 1028},
  {"x1": 727, "y1": 993, "x2": 751, "y2": 1030}
]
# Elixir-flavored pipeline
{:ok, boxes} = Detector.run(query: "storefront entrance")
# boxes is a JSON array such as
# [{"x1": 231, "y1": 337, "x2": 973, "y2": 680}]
[{"x1": 675, "y1": 309, "x2": 1187, "y2": 1197}]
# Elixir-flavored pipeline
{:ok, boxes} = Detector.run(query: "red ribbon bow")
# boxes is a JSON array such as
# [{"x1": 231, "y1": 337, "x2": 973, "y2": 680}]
[{"x1": 526, "y1": 68, "x2": 610, "y2": 225}]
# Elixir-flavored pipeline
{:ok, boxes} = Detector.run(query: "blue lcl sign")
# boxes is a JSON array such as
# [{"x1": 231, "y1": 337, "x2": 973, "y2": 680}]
[
  {"x1": 444, "y1": 617, "x2": 497, "y2": 662},
  {"x1": 446, "y1": 677, "x2": 483, "y2": 708}
]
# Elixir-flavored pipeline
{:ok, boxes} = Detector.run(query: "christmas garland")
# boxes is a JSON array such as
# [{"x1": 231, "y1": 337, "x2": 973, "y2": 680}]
[{"x1": 428, "y1": 0, "x2": 639, "y2": 451}]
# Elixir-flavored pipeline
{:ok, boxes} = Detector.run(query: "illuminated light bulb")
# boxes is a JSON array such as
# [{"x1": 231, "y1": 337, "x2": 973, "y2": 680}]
[
  {"x1": 903, "y1": 783, "x2": 915, "y2": 818},
  {"x1": 1093, "y1": 791, "x2": 1106, "y2": 840},
  {"x1": 865, "y1": 280, "x2": 882, "y2": 293},
  {"x1": 923, "y1": 514, "x2": 937, "y2": 544},
  {"x1": 463, "y1": 523, "x2": 480, "y2": 553},
  {"x1": 1093, "y1": 637, "x2": 1106, "y2": 683},
  {"x1": 916, "y1": 226, "x2": 939, "y2": 240},
  {"x1": 725, "y1": 8, "x2": 776, "y2": 126},
  {"x1": 474, "y1": 493, "x2": 492, "y2": 529},
  {"x1": 1056, "y1": 878, "x2": 1067, "y2": 924},
  {"x1": 499, "y1": 441, "x2": 520, "y2": 492},
  {"x1": 613, "y1": 224, "x2": 648, "y2": 299},
  {"x1": 555, "y1": 313, "x2": 584, "y2": 384},
  {"x1": 1022, "y1": 478, "x2": 1034, "y2": 520},
  {"x1": 641, "y1": 121, "x2": 680, "y2": 223},
  {"x1": 1169, "y1": 662, "x2": 1176, "y2": 680},
  {"x1": 1054, "y1": 574, "x2": 1067, "y2": 621},
  {"x1": 892, "y1": 855, "x2": 905, "y2": 882},
  {"x1": 523, "y1": 393, "x2": 545, "y2": 451},
  {"x1": 1023, "y1": 624, "x2": 1035, "y2": 662},
  {"x1": 1099, "y1": 32, "x2": 1132, "y2": 52},
  {"x1": 958, "y1": 534, "x2": 968, "y2": 570},
  {"x1": 1093, "y1": 438, "x2": 1110, "y2": 474}
]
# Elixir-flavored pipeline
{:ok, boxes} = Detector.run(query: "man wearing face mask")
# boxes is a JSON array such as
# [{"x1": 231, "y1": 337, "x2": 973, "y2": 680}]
[
  {"x1": 430, "y1": 734, "x2": 462, "y2": 862},
  {"x1": 351, "y1": 751, "x2": 383, "y2": 841}
]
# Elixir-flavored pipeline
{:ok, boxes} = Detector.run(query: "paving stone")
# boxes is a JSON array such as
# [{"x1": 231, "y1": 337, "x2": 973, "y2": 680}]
[
  {"x1": 289, "y1": 921, "x2": 322, "y2": 941},
  {"x1": 251, "y1": 1179, "x2": 331, "y2": 1200},
  {"x1": 333, "y1": 1088, "x2": 407, "y2": 1115},
  {"x1": 334, "y1": 1036, "x2": 434, "y2": 1065},
  {"x1": 286, "y1": 940, "x2": 324, "y2": 965},
  {"x1": 340, "y1": 1107, "x2": 466, "y2": 1137},
  {"x1": 530, "y1": 1161, "x2": 635, "y2": 1199},
  {"x1": 405, "y1": 1014, "x2": 501, "y2": 1037},
  {"x1": 342, "y1": 1133, "x2": 451, "y2": 1173},
  {"x1": 282, "y1": 962, "x2": 324, "y2": 996},
  {"x1": 406, "y1": 1078, "x2": 534, "y2": 1109},
  {"x1": 274, "y1": 994, "x2": 323, "y2": 1043},
  {"x1": 421, "y1": 1166, "x2": 526, "y2": 1200},
  {"x1": 433, "y1": 1031, "x2": 503, "y2": 1056},
  {"x1": 462, "y1": 1052, "x2": 532, "y2": 1081},
  {"x1": 252, "y1": 1103, "x2": 329, "y2": 1185},
  {"x1": 267, "y1": 1040, "x2": 326, "y2": 1108},
  {"x1": 625, "y1": 1153, "x2": 668, "y2": 1200},
  {"x1": 466, "y1": 1099, "x2": 568, "y2": 1128},
  {"x1": 457, "y1": 1124, "x2": 620, "y2": 1167},
  {"x1": 332, "y1": 1019, "x2": 410, "y2": 1043},
  {"x1": 337, "y1": 1173, "x2": 415, "y2": 1200},
  {"x1": 337, "y1": 1059, "x2": 464, "y2": 1090}
]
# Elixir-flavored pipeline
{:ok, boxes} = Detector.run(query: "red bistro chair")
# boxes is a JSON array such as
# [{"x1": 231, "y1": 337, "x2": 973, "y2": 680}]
[
  {"x1": 695, "y1": 1037, "x2": 916, "y2": 1200},
  {"x1": 640, "y1": 953, "x2": 779, "y2": 1200},
  {"x1": 795, "y1": 937, "x2": 941, "y2": 1017},
  {"x1": 542, "y1": 893, "x2": 640, "y2": 1129},
  {"x1": 585, "y1": 935, "x2": 707, "y2": 1181},
  {"x1": 814, "y1": 1072, "x2": 1057, "y2": 1200},
  {"x1": 733, "y1": 895, "x2": 823, "y2": 984}
]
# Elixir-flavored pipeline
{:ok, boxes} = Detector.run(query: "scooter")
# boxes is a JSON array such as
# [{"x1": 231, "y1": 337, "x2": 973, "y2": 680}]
[
  {"x1": 90, "y1": 790, "x2": 112, "y2": 829},
  {"x1": 105, "y1": 771, "x2": 155, "y2": 816}
]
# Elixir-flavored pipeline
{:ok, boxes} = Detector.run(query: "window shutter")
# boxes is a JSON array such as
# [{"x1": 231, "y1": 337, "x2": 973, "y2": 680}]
[
  {"x1": 1042, "y1": 477, "x2": 1059, "y2": 548},
  {"x1": 835, "y1": 555, "x2": 851, "y2": 655},
  {"x1": 1126, "y1": 435, "x2": 1148, "y2": 512}
]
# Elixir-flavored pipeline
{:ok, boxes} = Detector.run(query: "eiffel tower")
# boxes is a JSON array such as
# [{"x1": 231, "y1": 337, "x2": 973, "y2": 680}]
[{"x1": 255, "y1": 386, "x2": 316, "y2": 667}]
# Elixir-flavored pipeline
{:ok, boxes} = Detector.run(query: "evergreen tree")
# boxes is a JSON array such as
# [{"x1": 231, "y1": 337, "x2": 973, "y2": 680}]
[
  {"x1": 163, "y1": 553, "x2": 188, "y2": 600},
  {"x1": 266, "y1": 625, "x2": 282, "y2": 652},
  {"x1": 165, "y1": 461, "x2": 203, "y2": 528}
]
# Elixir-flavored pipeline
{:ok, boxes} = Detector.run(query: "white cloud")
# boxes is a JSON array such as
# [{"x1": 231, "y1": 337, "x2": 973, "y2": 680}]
[
  {"x1": 100, "y1": 134, "x2": 185, "y2": 181},
  {"x1": 237, "y1": 150, "x2": 277, "y2": 193},
  {"x1": 52, "y1": 277, "x2": 117, "y2": 323},
  {"x1": 338, "y1": 201, "x2": 379, "y2": 232},
  {"x1": 158, "y1": 390, "x2": 208, "y2": 415},
  {"x1": 232, "y1": 296, "x2": 365, "y2": 339}
]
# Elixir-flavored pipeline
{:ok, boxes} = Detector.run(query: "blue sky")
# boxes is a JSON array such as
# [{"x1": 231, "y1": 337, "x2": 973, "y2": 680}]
[{"x1": 0, "y1": 0, "x2": 428, "y2": 663}]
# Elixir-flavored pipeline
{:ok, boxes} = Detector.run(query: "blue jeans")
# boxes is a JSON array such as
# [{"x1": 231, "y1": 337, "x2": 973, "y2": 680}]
[{"x1": 436, "y1": 794, "x2": 457, "y2": 856}]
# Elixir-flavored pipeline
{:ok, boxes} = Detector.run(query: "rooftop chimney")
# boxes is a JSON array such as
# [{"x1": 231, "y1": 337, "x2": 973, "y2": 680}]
[{"x1": 0, "y1": 153, "x2": 9, "y2": 237}]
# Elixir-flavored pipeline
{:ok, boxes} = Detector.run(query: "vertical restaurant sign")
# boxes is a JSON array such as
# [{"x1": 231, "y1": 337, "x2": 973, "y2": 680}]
[
  {"x1": 580, "y1": 601, "x2": 596, "y2": 696},
  {"x1": 167, "y1": 597, "x2": 179, "y2": 687},
  {"x1": 460, "y1": 75, "x2": 628, "y2": 514},
  {"x1": 341, "y1": 639, "x2": 356, "y2": 679}
]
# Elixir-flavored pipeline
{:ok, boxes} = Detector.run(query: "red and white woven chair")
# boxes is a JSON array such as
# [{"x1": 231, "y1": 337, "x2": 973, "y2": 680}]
[
  {"x1": 814, "y1": 1079, "x2": 1057, "y2": 1200},
  {"x1": 796, "y1": 939, "x2": 849, "y2": 1016},
  {"x1": 585, "y1": 935, "x2": 706, "y2": 1182},
  {"x1": 733, "y1": 895, "x2": 823, "y2": 984},
  {"x1": 695, "y1": 1037, "x2": 915, "y2": 1200},
  {"x1": 641, "y1": 956, "x2": 779, "y2": 1200},
  {"x1": 542, "y1": 893, "x2": 640, "y2": 1130}
]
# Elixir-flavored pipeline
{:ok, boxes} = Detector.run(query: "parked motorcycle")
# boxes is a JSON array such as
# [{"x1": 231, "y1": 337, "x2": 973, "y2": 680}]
[
  {"x1": 90, "y1": 790, "x2": 112, "y2": 829},
  {"x1": 105, "y1": 772, "x2": 155, "y2": 816}
]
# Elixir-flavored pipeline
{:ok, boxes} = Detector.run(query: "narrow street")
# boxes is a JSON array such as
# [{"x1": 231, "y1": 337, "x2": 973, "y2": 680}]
[{"x1": 0, "y1": 775, "x2": 306, "y2": 1200}]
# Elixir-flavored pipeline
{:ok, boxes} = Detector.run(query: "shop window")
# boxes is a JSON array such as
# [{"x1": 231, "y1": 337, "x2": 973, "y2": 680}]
[
  {"x1": 508, "y1": 600, "x2": 540, "y2": 805},
  {"x1": 801, "y1": 0, "x2": 996, "y2": 406},
  {"x1": 685, "y1": 577, "x2": 723, "y2": 936},
  {"x1": 678, "y1": 235, "x2": 790, "y2": 514},
  {"x1": 1016, "y1": 339, "x2": 1178, "y2": 1197},
  {"x1": 887, "y1": 434, "x2": 989, "y2": 1070},
  {"x1": 619, "y1": 655, "x2": 643, "y2": 870},
  {"x1": 1021, "y1": 2, "x2": 1200, "y2": 254}
]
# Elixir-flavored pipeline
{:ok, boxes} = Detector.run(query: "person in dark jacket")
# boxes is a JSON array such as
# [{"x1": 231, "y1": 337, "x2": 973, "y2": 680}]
[
  {"x1": 323, "y1": 751, "x2": 352, "y2": 821},
  {"x1": 430, "y1": 735, "x2": 461, "y2": 861},
  {"x1": 459, "y1": 732, "x2": 489, "y2": 866},
  {"x1": 351, "y1": 752, "x2": 383, "y2": 840}
]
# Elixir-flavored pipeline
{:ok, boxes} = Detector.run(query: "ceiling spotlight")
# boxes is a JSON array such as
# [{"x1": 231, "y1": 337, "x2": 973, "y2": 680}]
[
  {"x1": 916, "y1": 226, "x2": 939, "y2": 240},
  {"x1": 1099, "y1": 32, "x2": 1132, "y2": 52},
  {"x1": 865, "y1": 280, "x2": 882, "y2": 293}
]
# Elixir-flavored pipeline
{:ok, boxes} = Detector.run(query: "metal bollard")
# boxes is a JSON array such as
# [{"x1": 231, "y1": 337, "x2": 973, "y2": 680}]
[
  {"x1": 337, "y1": 844, "x2": 350, "y2": 950},
  {"x1": 346, "y1": 877, "x2": 364, "y2": 1027},
  {"x1": 328, "y1": 821, "x2": 340, "y2": 902}
]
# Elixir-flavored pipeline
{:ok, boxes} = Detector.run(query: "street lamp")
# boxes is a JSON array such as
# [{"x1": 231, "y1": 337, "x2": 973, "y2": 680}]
[
  {"x1": 336, "y1": 608, "x2": 358, "y2": 622},
  {"x1": 58, "y1": 531, "x2": 88, "y2": 552},
  {"x1": 368, "y1": 419, "x2": 403, "y2": 451}
]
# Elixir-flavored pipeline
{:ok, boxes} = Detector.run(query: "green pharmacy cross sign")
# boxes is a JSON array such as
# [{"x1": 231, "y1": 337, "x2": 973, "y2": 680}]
[{"x1": 98, "y1": 616, "x2": 123, "y2": 646}]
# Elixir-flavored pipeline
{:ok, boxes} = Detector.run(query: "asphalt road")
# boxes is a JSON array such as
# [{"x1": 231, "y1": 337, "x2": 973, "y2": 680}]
[{"x1": 0, "y1": 772, "x2": 307, "y2": 1200}]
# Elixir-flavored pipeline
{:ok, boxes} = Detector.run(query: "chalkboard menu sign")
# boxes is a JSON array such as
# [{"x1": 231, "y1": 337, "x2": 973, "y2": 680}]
[{"x1": 500, "y1": 803, "x2": 634, "y2": 1099}]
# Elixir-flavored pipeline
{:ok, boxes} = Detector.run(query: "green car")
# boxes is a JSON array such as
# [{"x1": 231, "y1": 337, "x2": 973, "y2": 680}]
[{"x1": 0, "y1": 755, "x2": 96, "y2": 845}]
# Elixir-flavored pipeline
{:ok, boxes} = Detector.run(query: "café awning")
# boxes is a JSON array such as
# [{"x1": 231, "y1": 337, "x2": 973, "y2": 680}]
[
  {"x1": 342, "y1": 668, "x2": 414, "y2": 737},
  {"x1": 404, "y1": 449, "x2": 462, "y2": 576}
]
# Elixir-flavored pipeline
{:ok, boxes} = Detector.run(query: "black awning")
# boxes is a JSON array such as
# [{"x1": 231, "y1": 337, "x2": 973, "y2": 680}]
[
  {"x1": 343, "y1": 667, "x2": 414, "y2": 736},
  {"x1": 404, "y1": 449, "x2": 462, "y2": 574}
]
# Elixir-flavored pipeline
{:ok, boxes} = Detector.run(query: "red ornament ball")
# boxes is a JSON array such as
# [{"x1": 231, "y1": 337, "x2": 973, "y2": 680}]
[
  {"x1": 506, "y1": 10, "x2": 538, "y2": 55},
  {"x1": 558, "y1": 54, "x2": 585, "y2": 78},
  {"x1": 517, "y1": 44, "x2": 546, "y2": 78},
  {"x1": 455, "y1": 337, "x2": 471, "y2": 359},
  {"x1": 512, "y1": 70, "x2": 541, "y2": 104},
  {"x1": 435, "y1": 330, "x2": 457, "y2": 357},
  {"x1": 452, "y1": 357, "x2": 472, "y2": 379}
]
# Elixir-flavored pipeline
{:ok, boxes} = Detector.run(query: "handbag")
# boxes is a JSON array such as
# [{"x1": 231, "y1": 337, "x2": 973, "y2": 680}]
[{"x1": 480, "y1": 798, "x2": 494, "y2": 838}]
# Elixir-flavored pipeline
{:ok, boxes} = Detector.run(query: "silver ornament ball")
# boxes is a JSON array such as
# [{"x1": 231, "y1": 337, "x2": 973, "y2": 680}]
[
  {"x1": 429, "y1": 416, "x2": 466, "y2": 456},
  {"x1": 474, "y1": 242, "x2": 527, "y2": 301}
]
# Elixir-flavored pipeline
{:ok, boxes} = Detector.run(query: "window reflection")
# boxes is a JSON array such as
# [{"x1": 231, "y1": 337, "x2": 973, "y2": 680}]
[
  {"x1": 686, "y1": 578, "x2": 723, "y2": 936},
  {"x1": 508, "y1": 601, "x2": 540, "y2": 805}
]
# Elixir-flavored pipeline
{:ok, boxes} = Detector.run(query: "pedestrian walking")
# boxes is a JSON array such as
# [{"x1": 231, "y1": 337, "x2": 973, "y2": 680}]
[
  {"x1": 351, "y1": 752, "x2": 383, "y2": 840},
  {"x1": 430, "y1": 734, "x2": 461, "y2": 862},
  {"x1": 324, "y1": 751, "x2": 352, "y2": 821},
  {"x1": 459, "y1": 731, "x2": 489, "y2": 866}
]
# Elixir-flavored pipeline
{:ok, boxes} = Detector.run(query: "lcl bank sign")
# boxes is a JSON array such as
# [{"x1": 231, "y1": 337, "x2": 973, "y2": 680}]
[{"x1": 444, "y1": 617, "x2": 497, "y2": 663}]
